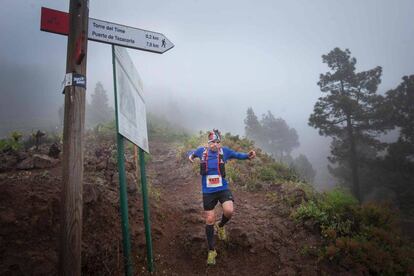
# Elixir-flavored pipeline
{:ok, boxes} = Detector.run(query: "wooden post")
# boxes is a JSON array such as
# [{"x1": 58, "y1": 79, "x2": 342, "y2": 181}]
[{"x1": 59, "y1": 0, "x2": 89, "y2": 275}]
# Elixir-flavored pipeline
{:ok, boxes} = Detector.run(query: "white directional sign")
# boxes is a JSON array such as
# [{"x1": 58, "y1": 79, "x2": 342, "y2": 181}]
[
  {"x1": 89, "y1": 18, "x2": 174, "y2": 54},
  {"x1": 114, "y1": 46, "x2": 149, "y2": 153}
]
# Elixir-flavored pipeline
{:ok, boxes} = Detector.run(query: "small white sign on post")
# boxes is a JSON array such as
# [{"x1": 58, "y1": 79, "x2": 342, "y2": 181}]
[{"x1": 114, "y1": 46, "x2": 149, "y2": 153}]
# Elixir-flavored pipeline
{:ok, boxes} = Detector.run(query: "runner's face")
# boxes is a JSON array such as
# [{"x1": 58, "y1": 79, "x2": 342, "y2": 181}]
[{"x1": 208, "y1": 140, "x2": 220, "y2": 151}]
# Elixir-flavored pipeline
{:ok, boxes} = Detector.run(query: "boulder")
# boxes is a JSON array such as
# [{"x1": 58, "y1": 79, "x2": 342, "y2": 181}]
[
  {"x1": 16, "y1": 157, "x2": 34, "y2": 170},
  {"x1": 33, "y1": 154, "x2": 59, "y2": 169}
]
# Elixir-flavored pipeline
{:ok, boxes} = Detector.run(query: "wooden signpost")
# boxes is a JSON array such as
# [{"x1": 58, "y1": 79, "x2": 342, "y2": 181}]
[{"x1": 41, "y1": 3, "x2": 173, "y2": 275}]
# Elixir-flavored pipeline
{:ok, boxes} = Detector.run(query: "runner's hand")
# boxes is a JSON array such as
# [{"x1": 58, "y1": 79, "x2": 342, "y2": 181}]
[
  {"x1": 248, "y1": 150, "x2": 256, "y2": 159},
  {"x1": 188, "y1": 154, "x2": 194, "y2": 163}
]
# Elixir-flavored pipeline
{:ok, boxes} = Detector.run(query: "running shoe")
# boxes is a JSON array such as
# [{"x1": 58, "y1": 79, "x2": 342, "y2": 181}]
[
  {"x1": 207, "y1": 250, "x2": 217, "y2": 265},
  {"x1": 215, "y1": 223, "x2": 228, "y2": 241}
]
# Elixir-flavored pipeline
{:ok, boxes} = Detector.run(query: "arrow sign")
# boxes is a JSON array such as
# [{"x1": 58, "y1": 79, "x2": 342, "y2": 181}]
[
  {"x1": 41, "y1": 7, "x2": 174, "y2": 54},
  {"x1": 88, "y1": 19, "x2": 174, "y2": 54}
]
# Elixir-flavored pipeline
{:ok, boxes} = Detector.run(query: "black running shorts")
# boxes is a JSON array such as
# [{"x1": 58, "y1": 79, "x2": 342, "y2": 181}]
[{"x1": 202, "y1": 189, "x2": 234, "y2": 211}]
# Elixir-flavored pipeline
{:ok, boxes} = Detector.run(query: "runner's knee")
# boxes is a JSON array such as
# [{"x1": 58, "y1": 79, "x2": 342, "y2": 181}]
[
  {"x1": 223, "y1": 205, "x2": 233, "y2": 218},
  {"x1": 223, "y1": 209, "x2": 233, "y2": 218},
  {"x1": 205, "y1": 212, "x2": 215, "y2": 225}
]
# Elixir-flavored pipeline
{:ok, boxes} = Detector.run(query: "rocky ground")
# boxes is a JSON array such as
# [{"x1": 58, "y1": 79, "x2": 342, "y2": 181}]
[{"x1": 0, "y1": 138, "x2": 355, "y2": 275}]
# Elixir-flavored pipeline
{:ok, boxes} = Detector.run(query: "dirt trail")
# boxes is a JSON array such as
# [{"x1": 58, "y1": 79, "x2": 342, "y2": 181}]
[
  {"x1": 0, "y1": 138, "x2": 349, "y2": 275},
  {"x1": 144, "y1": 141, "x2": 337, "y2": 275}
]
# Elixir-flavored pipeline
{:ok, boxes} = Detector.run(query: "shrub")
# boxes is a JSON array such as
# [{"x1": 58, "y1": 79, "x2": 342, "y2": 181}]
[
  {"x1": 294, "y1": 200, "x2": 328, "y2": 225},
  {"x1": 92, "y1": 120, "x2": 116, "y2": 141},
  {"x1": 356, "y1": 203, "x2": 395, "y2": 230},
  {"x1": 224, "y1": 162, "x2": 240, "y2": 184},
  {"x1": 320, "y1": 188, "x2": 358, "y2": 214},
  {"x1": 0, "y1": 131, "x2": 24, "y2": 151},
  {"x1": 293, "y1": 187, "x2": 414, "y2": 274},
  {"x1": 258, "y1": 165, "x2": 278, "y2": 181}
]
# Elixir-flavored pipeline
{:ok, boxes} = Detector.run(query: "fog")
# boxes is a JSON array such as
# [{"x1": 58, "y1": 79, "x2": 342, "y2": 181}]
[{"x1": 1, "y1": 0, "x2": 413, "y2": 189}]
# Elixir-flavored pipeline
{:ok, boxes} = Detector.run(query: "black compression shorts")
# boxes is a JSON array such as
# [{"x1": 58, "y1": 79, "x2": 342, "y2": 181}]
[{"x1": 202, "y1": 189, "x2": 234, "y2": 211}]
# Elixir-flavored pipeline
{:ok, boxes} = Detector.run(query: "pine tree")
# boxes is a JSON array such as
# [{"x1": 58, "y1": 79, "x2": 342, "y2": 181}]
[
  {"x1": 386, "y1": 75, "x2": 414, "y2": 144},
  {"x1": 260, "y1": 111, "x2": 299, "y2": 160},
  {"x1": 244, "y1": 108, "x2": 299, "y2": 162},
  {"x1": 378, "y1": 75, "x2": 414, "y2": 212},
  {"x1": 244, "y1": 107, "x2": 262, "y2": 144},
  {"x1": 86, "y1": 82, "x2": 114, "y2": 128},
  {"x1": 291, "y1": 154, "x2": 316, "y2": 183},
  {"x1": 309, "y1": 48, "x2": 386, "y2": 201}
]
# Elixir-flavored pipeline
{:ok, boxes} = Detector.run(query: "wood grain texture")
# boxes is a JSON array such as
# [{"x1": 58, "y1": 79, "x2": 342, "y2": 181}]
[{"x1": 59, "y1": 1, "x2": 89, "y2": 275}]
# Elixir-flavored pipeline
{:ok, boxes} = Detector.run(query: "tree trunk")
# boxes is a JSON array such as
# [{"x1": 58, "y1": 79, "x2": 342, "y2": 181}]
[
  {"x1": 346, "y1": 116, "x2": 361, "y2": 201},
  {"x1": 340, "y1": 79, "x2": 361, "y2": 202}
]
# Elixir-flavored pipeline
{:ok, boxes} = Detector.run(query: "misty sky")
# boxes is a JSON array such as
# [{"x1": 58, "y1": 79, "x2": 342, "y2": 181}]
[{"x1": 1, "y1": 0, "x2": 413, "y2": 187}]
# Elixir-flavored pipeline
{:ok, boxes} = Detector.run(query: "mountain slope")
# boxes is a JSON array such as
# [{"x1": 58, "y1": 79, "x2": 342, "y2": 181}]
[{"x1": 0, "y1": 134, "x2": 376, "y2": 275}]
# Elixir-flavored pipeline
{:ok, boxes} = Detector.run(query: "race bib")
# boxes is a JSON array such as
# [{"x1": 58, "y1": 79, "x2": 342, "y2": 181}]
[{"x1": 206, "y1": 175, "x2": 223, "y2": 188}]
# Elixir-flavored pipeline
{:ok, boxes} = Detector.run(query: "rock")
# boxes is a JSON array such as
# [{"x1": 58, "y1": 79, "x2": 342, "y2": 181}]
[
  {"x1": 16, "y1": 157, "x2": 34, "y2": 170},
  {"x1": 48, "y1": 143, "x2": 61, "y2": 159},
  {"x1": 0, "y1": 153, "x2": 18, "y2": 172},
  {"x1": 16, "y1": 151, "x2": 28, "y2": 161},
  {"x1": 33, "y1": 154, "x2": 59, "y2": 169}
]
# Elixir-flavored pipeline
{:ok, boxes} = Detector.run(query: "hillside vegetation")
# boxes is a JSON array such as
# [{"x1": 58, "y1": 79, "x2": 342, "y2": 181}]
[
  {"x1": 179, "y1": 130, "x2": 414, "y2": 275},
  {"x1": 0, "y1": 117, "x2": 413, "y2": 274}
]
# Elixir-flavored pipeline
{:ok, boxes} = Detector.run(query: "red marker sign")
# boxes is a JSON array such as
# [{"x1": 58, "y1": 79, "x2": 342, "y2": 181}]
[{"x1": 40, "y1": 7, "x2": 69, "y2": 35}]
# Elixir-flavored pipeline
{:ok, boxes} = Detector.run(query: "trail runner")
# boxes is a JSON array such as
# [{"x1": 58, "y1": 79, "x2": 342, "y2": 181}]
[{"x1": 188, "y1": 129, "x2": 256, "y2": 265}]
